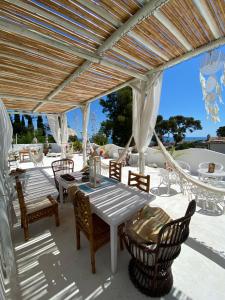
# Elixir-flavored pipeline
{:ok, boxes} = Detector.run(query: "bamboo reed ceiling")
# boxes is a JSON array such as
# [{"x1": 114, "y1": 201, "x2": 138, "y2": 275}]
[{"x1": 0, "y1": 0, "x2": 224, "y2": 114}]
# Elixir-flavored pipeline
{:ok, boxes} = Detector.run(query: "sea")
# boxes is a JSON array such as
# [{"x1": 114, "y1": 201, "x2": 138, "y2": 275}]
[{"x1": 107, "y1": 137, "x2": 207, "y2": 144}]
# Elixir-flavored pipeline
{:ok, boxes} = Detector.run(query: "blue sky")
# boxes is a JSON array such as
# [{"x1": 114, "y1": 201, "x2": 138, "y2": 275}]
[{"x1": 67, "y1": 45, "x2": 225, "y2": 139}]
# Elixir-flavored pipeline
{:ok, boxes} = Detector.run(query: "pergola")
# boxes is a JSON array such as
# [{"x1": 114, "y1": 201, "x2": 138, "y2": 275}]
[
  {"x1": 0, "y1": 0, "x2": 224, "y2": 115},
  {"x1": 0, "y1": 1, "x2": 225, "y2": 299}
]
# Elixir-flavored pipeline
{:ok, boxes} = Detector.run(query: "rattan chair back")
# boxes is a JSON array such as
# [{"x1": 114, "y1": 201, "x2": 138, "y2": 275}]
[
  {"x1": 123, "y1": 200, "x2": 196, "y2": 296},
  {"x1": 51, "y1": 158, "x2": 74, "y2": 189},
  {"x1": 128, "y1": 171, "x2": 150, "y2": 193},
  {"x1": 70, "y1": 186, "x2": 93, "y2": 239},
  {"x1": 109, "y1": 160, "x2": 122, "y2": 182}
]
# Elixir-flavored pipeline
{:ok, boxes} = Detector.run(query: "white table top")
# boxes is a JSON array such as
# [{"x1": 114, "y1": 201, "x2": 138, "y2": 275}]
[
  {"x1": 22, "y1": 168, "x2": 58, "y2": 200},
  {"x1": 198, "y1": 168, "x2": 225, "y2": 178},
  {"x1": 59, "y1": 172, "x2": 152, "y2": 226}
]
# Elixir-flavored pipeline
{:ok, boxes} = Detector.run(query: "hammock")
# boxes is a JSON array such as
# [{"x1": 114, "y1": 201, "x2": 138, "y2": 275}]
[
  {"x1": 154, "y1": 130, "x2": 225, "y2": 206},
  {"x1": 100, "y1": 135, "x2": 133, "y2": 176}
]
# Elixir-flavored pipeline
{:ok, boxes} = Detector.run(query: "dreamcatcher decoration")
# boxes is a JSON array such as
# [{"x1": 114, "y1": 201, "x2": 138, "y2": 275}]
[{"x1": 200, "y1": 50, "x2": 225, "y2": 122}]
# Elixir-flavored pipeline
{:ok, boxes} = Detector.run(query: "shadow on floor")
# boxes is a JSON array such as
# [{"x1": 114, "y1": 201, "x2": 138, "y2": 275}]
[
  {"x1": 186, "y1": 237, "x2": 225, "y2": 269},
  {"x1": 150, "y1": 186, "x2": 179, "y2": 197}
]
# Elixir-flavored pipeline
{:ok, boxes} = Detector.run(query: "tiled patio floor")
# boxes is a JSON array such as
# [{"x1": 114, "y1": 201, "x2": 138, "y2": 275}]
[{"x1": 12, "y1": 155, "x2": 225, "y2": 300}]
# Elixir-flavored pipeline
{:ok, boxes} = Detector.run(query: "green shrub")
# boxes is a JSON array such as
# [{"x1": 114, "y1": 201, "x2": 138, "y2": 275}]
[{"x1": 73, "y1": 140, "x2": 82, "y2": 152}]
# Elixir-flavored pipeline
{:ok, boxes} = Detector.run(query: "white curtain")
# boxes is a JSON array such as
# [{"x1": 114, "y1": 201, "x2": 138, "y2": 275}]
[
  {"x1": 82, "y1": 103, "x2": 90, "y2": 167},
  {"x1": 0, "y1": 99, "x2": 18, "y2": 298},
  {"x1": 131, "y1": 71, "x2": 163, "y2": 174},
  {"x1": 60, "y1": 113, "x2": 69, "y2": 158},
  {"x1": 47, "y1": 114, "x2": 69, "y2": 158},
  {"x1": 47, "y1": 114, "x2": 61, "y2": 145}
]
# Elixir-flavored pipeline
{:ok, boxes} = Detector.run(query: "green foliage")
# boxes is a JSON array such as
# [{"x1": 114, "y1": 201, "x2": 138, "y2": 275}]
[
  {"x1": 155, "y1": 115, "x2": 202, "y2": 144},
  {"x1": 92, "y1": 131, "x2": 108, "y2": 146},
  {"x1": 100, "y1": 86, "x2": 133, "y2": 146},
  {"x1": 13, "y1": 114, "x2": 22, "y2": 135},
  {"x1": 73, "y1": 140, "x2": 82, "y2": 152},
  {"x1": 37, "y1": 115, "x2": 45, "y2": 136},
  {"x1": 216, "y1": 126, "x2": 225, "y2": 137}
]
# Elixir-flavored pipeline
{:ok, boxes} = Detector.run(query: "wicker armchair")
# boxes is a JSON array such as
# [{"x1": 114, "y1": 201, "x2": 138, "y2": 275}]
[
  {"x1": 69, "y1": 186, "x2": 123, "y2": 273},
  {"x1": 123, "y1": 200, "x2": 196, "y2": 297},
  {"x1": 109, "y1": 160, "x2": 122, "y2": 182},
  {"x1": 51, "y1": 158, "x2": 74, "y2": 191},
  {"x1": 15, "y1": 179, "x2": 60, "y2": 241},
  {"x1": 128, "y1": 171, "x2": 150, "y2": 193}
]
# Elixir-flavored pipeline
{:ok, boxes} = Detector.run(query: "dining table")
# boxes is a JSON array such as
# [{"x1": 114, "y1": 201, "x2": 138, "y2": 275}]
[{"x1": 58, "y1": 172, "x2": 152, "y2": 273}]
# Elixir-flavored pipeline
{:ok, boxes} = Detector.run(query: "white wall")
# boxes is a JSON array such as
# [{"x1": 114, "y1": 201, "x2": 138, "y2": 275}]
[
  {"x1": 10, "y1": 143, "x2": 61, "y2": 153},
  {"x1": 130, "y1": 147, "x2": 225, "y2": 175}
]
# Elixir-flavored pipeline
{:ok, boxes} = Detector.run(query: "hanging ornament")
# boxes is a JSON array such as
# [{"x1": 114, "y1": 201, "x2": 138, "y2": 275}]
[{"x1": 200, "y1": 50, "x2": 225, "y2": 122}]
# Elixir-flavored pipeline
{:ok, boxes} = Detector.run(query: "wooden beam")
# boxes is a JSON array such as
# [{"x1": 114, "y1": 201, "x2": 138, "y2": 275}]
[
  {"x1": 0, "y1": 18, "x2": 100, "y2": 62},
  {"x1": 4, "y1": 0, "x2": 103, "y2": 45},
  {"x1": 96, "y1": 0, "x2": 170, "y2": 54},
  {"x1": 153, "y1": 11, "x2": 193, "y2": 51},
  {"x1": 7, "y1": 109, "x2": 57, "y2": 116},
  {"x1": 0, "y1": 94, "x2": 79, "y2": 106},
  {"x1": 35, "y1": 0, "x2": 166, "y2": 107},
  {"x1": 0, "y1": 53, "x2": 69, "y2": 74},
  {"x1": 0, "y1": 19, "x2": 146, "y2": 81},
  {"x1": 127, "y1": 32, "x2": 169, "y2": 61},
  {"x1": 87, "y1": 36, "x2": 225, "y2": 103},
  {"x1": 192, "y1": 0, "x2": 221, "y2": 39},
  {"x1": 75, "y1": 0, "x2": 122, "y2": 28},
  {"x1": 0, "y1": 40, "x2": 76, "y2": 68},
  {"x1": 46, "y1": 61, "x2": 92, "y2": 101},
  {"x1": 112, "y1": 47, "x2": 153, "y2": 69}
]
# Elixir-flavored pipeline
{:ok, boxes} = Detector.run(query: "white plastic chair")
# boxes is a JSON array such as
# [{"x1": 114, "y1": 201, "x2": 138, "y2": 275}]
[
  {"x1": 29, "y1": 148, "x2": 44, "y2": 167},
  {"x1": 158, "y1": 168, "x2": 180, "y2": 194},
  {"x1": 177, "y1": 160, "x2": 191, "y2": 174}
]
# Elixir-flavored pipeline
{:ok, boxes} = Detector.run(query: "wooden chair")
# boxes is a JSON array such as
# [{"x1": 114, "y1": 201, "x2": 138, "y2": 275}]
[
  {"x1": 123, "y1": 200, "x2": 196, "y2": 297},
  {"x1": 128, "y1": 171, "x2": 150, "y2": 193},
  {"x1": 109, "y1": 160, "x2": 122, "y2": 182},
  {"x1": 69, "y1": 186, "x2": 123, "y2": 273},
  {"x1": 51, "y1": 158, "x2": 74, "y2": 191},
  {"x1": 15, "y1": 179, "x2": 60, "y2": 241}
]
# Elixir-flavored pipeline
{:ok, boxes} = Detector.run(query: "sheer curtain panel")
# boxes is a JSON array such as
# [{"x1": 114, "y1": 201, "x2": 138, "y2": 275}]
[{"x1": 131, "y1": 71, "x2": 163, "y2": 174}]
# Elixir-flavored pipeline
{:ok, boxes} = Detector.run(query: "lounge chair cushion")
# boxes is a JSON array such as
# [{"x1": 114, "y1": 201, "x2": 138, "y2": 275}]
[{"x1": 126, "y1": 206, "x2": 172, "y2": 243}]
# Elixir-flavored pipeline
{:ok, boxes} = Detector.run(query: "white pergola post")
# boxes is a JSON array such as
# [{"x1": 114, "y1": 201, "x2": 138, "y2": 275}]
[
  {"x1": 59, "y1": 113, "x2": 69, "y2": 159},
  {"x1": 82, "y1": 103, "x2": 90, "y2": 167}
]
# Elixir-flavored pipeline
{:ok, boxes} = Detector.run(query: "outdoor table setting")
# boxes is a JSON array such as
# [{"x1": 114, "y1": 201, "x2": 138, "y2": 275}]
[{"x1": 58, "y1": 170, "x2": 153, "y2": 273}]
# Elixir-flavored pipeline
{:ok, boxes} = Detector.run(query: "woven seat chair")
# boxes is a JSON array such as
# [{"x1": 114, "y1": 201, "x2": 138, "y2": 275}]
[
  {"x1": 109, "y1": 160, "x2": 122, "y2": 182},
  {"x1": 15, "y1": 179, "x2": 60, "y2": 241},
  {"x1": 51, "y1": 158, "x2": 74, "y2": 191},
  {"x1": 123, "y1": 200, "x2": 196, "y2": 297},
  {"x1": 69, "y1": 186, "x2": 123, "y2": 273},
  {"x1": 128, "y1": 171, "x2": 150, "y2": 193}
]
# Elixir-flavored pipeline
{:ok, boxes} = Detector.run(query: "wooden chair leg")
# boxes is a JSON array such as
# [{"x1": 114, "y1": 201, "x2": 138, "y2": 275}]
[
  {"x1": 76, "y1": 225, "x2": 81, "y2": 250},
  {"x1": 55, "y1": 209, "x2": 60, "y2": 227},
  {"x1": 90, "y1": 244, "x2": 96, "y2": 274},
  {"x1": 23, "y1": 221, "x2": 29, "y2": 241}
]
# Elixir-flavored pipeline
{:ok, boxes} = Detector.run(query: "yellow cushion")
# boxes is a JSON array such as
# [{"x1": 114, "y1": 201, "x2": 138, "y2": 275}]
[{"x1": 126, "y1": 206, "x2": 172, "y2": 244}]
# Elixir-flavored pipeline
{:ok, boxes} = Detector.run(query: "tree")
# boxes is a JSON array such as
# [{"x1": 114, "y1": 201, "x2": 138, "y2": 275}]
[
  {"x1": 167, "y1": 115, "x2": 202, "y2": 144},
  {"x1": 13, "y1": 114, "x2": 22, "y2": 135},
  {"x1": 21, "y1": 115, "x2": 26, "y2": 133},
  {"x1": 37, "y1": 115, "x2": 45, "y2": 136},
  {"x1": 92, "y1": 131, "x2": 108, "y2": 146},
  {"x1": 154, "y1": 115, "x2": 170, "y2": 142},
  {"x1": 25, "y1": 115, "x2": 34, "y2": 132},
  {"x1": 216, "y1": 126, "x2": 225, "y2": 137},
  {"x1": 100, "y1": 86, "x2": 133, "y2": 146}
]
